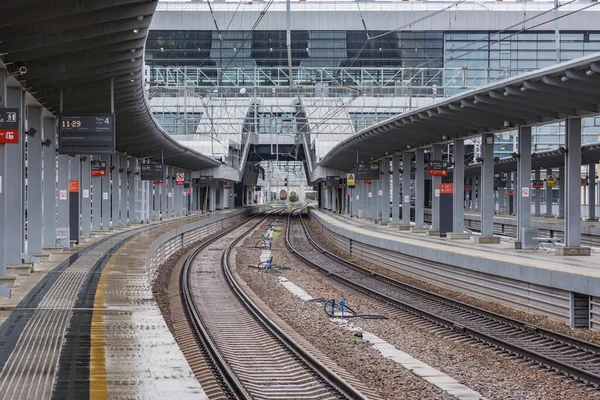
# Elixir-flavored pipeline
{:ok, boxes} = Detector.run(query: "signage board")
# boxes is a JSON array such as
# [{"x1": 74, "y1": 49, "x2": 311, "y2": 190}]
[
  {"x1": 183, "y1": 183, "x2": 190, "y2": 189},
  {"x1": 403, "y1": 195, "x2": 410, "y2": 203},
  {"x1": 153, "y1": 180, "x2": 163, "y2": 185},
  {"x1": 532, "y1": 180, "x2": 544, "y2": 189},
  {"x1": 347, "y1": 174, "x2": 356, "y2": 188},
  {"x1": 187, "y1": 188, "x2": 192, "y2": 195},
  {"x1": 378, "y1": 189, "x2": 383, "y2": 196},
  {"x1": 440, "y1": 183, "x2": 454, "y2": 194},
  {"x1": 357, "y1": 163, "x2": 379, "y2": 180},
  {"x1": 581, "y1": 178, "x2": 589, "y2": 187},
  {"x1": 69, "y1": 180, "x2": 79, "y2": 193},
  {"x1": 59, "y1": 190, "x2": 67, "y2": 200},
  {"x1": 427, "y1": 160, "x2": 449, "y2": 177},
  {"x1": 199, "y1": 175, "x2": 213, "y2": 181},
  {"x1": 494, "y1": 176, "x2": 507, "y2": 189},
  {"x1": 427, "y1": 169, "x2": 448, "y2": 177},
  {"x1": 323, "y1": 185, "x2": 328, "y2": 191},
  {"x1": 141, "y1": 164, "x2": 164, "y2": 181},
  {"x1": 91, "y1": 160, "x2": 107, "y2": 176},
  {"x1": 0, "y1": 108, "x2": 19, "y2": 144},
  {"x1": 103, "y1": 192, "x2": 109, "y2": 200},
  {"x1": 225, "y1": 184, "x2": 231, "y2": 189},
  {"x1": 546, "y1": 175, "x2": 556, "y2": 188},
  {"x1": 364, "y1": 179, "x2": 372, "y2": 185},
  {"x1": 59, "y1": 113, "x2": 115, "y2": 154},
  {"x1": 521, "y1": 187, "x2": 530, "y2": 197},
  {"x1": 176, "y1": 172, "x2": 185, "y2": 186}
]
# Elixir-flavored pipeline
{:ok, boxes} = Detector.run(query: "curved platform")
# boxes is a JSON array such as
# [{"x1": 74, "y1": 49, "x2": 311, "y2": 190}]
[{"x1": 0, "y1": 208, "x2": 264, "y2": 399}]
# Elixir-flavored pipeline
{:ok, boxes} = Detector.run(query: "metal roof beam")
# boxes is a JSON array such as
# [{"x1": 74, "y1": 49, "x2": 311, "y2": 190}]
[
  {"x1": 460, "y1": 99, "x2": 544, "y2": 124},
  {"x1": 521, "y1": 81, "x2": 599, "y2": 112},
  {"x1": 502, "y1": 86, "x2": 589, "y2": 115},
  {"x1": 477, "y1": 93, "x2": 560, "y2": 120}
]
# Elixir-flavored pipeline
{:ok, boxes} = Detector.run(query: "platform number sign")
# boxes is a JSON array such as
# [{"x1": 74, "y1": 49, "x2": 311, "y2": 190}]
[{"x1": 0, "y1": 108, "x2": 19, "y2": 144}]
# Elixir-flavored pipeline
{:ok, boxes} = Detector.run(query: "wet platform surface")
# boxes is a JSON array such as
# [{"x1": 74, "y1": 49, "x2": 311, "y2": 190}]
[
  {"x1": 0, "y1": 211, "x2": 241, "y2": 399},
  {"x1": 312, "y1": 209, "x2": 600, "y2": 296}
]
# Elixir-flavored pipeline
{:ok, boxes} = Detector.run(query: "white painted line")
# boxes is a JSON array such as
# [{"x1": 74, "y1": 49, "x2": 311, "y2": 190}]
[
  {"x1": 277, "y1": 277, "x2": 314, "y2": 301},
  {"x1": 278, "y1": 276, "x2": 484, "y2": 400}
]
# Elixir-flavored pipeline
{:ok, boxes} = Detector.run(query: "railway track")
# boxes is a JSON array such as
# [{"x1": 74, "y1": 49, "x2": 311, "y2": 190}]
[
  {"x1": 176, "y1": 210, "x2": 369, "y2": 399},
  {"x1": 286, "y1": 209, "x2": 600, "y2": 388}
]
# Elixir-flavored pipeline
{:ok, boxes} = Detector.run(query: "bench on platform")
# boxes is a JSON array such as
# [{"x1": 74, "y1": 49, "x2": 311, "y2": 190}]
[{"x1": 532, "y1": 237, "x2": 560, "y2": 251}]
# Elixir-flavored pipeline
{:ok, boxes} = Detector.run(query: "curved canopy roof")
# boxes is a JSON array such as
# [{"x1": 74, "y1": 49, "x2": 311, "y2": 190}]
[
  {"x1": 0, "y1": 0, "x2": 219, "y2": 170},
  {"x1": 319, "y1": 53, "x2": 600, "y2": 171}
]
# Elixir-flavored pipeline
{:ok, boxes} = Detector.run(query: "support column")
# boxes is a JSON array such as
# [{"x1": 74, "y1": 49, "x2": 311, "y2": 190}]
[
  {"x1": 27, "y1": 106, "x2": 43, "y2": 255},
  {"x1": 382, "y1": 158, "x2": 390, "y2": 223},
  {"x1": 534, "y1": 169, "x2": 541, "y2": 216},
  {"x1": 160, "y1": 169, "x2": 166, "y2": 219},
  {"x1": 558, "y1": 166, "x2": 565, "y2": 219},
  {"x1": 391, "y1": 155, "x2": 400, "y2": 225},
  {"x1": 474, "y1": 175, "x2": 480, "y2": 211},
  {"x1": 42, "y1": 118, "x2": 57, "y2": 248},
  {"x1": 57, "y1": 155, "x2": 70, "y2": 232},
  {"x1": 368, "y1": 180, "x2": 375, "y2": 220},
  {"x1": 498, "y1": 186, "x2": 506, "y2": 215},
  {"x1": 91, "y1": 156, "x2": 102, "y2": 232},
  {"x1": 401, "y1": 152, "x2": 411, "y2": 227},
  {"x1": 120, "y1": 155, "x2": 128, "y2": 225},
  {"x1": 431, "y1": 144, "x2": 442, "y2": 231},
  {"x1": 110, "y1": 154, "x2": 120, "y2": 227},
  {"x1": 209, "y1": 182, "x2": 216, "y2": 212},
  {"x1": 479, "y1": 133, "x2": 497, "y2": 241},
  {"x1": 453, "y1": 139, "x2": 465, "y2": 233},
  {"x1": 564, "y1": 117, "x2": 584, "y2": 251},
  {"x1": 80, "y1": 156, "x2": 91, "y2": 238},
  {"x1": 5, "y1": 87, "x2": 24, "y2": 264},
  {"x1": 377, "y1": 160, "x2": 384, "y2": 221},
  {"x1": 101, "y1": 155, "x2": 110, "y2": 230},
  {"x1": 0, "y1": 67, "x2": 6, "y2": 273},
  {"x1": 69, "y1": 155, "x2": 81, "y2": 242},
  {"x1": 589, "y1": 164, "x2": 596, "y2": 221},
  {"x1": 517, "y1": 126, "x2": 532, "y2": 244},
  {"x1": 153, "y1": 182, "x2": 160, "y2": 220},
  {"x1": 415, "y1": 149, "x2": 425, "y2": 228},
  {"x1": 332, "y1": 185, "x2": 337, "y2": 213},
  {"x1": 128, "y1": 158, "x2": 136, "y2": 223},
  {"x1": 545, "y1": 168, "x2": 553, "y2": 217}
]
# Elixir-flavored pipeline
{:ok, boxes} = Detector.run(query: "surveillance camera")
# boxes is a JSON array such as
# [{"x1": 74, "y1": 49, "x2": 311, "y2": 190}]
[{"x1": 18, "y1": 66, "x2": 27, "y2": 75}]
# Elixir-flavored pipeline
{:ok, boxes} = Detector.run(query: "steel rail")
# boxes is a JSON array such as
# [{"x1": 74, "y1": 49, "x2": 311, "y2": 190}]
[{"x1": 286, "y1": 209, "x2": 600, "y2": 387}]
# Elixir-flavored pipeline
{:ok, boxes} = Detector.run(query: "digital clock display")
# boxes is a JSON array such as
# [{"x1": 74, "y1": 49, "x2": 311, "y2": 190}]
[{"x1": 58, "y1": 113, "x2": 115, "y2": 155}]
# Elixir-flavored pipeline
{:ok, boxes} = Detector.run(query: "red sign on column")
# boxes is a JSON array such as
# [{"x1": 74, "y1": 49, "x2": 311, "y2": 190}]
[
  {"x1": 439, "y1": 183, "x2": 454, "y2": 194},
  {"x1": 175, "y1": 172, "x2": 185, "y2": 185},
  {"x1": 153, "y1": 180, "x2": 163, "y2": 185},
  {"x1": 0, "y1": 108, "x2": 19, "y2": 144}
]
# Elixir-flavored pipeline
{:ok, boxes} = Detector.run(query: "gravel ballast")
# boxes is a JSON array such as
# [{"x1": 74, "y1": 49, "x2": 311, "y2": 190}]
[{"x1": 234, "y1": 216, "x2": 600, "y2": 400}]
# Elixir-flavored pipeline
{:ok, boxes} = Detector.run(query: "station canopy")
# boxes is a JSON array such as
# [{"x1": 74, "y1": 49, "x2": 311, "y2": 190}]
[
  {"x1": 319, "y1": 54, "x2": 600, "y2": 171},
  {"x1": 0, "y1": 0, "x2": 219, "y2": 170}
]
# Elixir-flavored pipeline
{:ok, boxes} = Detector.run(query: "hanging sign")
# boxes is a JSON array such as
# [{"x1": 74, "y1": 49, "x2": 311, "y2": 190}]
[
  {"x1": 176, "y1": 172, "x2": 185, "y2": 185},
  {"x1": 91, "y1": 160, "x2": 107, "y2": 176},
  {"x1": 347, "y1": 173, "x2": 356, "y2": 188},
  {"x1": 427, "y1": 160, "x2": 449, "y2": 177},
  {"x1": 0, "y1": 108, "x2": 19, "y2": 144},
  {"x1": 357, "y1": 163, "x2": 379, "y2": 180},
  {"x1": 59, "y1": 113, "x2": 115, "y2": 154},
  {"x1": 141, "y1": 164, "x2": 164, "y2": 181},
  {"x1": 532, "y1": 180, "x2": 544, "y2": 189}
]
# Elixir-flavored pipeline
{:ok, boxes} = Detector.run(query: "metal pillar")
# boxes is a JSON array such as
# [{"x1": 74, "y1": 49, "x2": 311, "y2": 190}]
[
  {"x1": 480, "y1": 133, "x2": 495, "y2": 237},
  {"x1": 5, "y1": 87, "x2": 24, "y2": 265},
  {"x1": 517, "y1": 126, "x2": 532, "y2": 243},
  {"x1": 401, "y1": 152, "x2": 411, "y2": 226},
  {"x1": 27, "y1": 106, "x2": 43, "y2": 254},
  {"x1": 431, "y1": 144, "x2": 442, "y2": 231},
  {"x1": 453, "y1": 139, "x2": 465, "y2": 233},
  {"x1": 332, "y1": 185, "x2": 337, "y2": 213},
  {"x1": 564, "y1": 118, "x2": 582, "y2": 247},
  {"x1": 91, "y1": 156, "x2": 102, "y2": 231},
  {"x1": 69, "y1": 155, "x2": 81, "y2": 241},
  {"x1": 153, "y1": 182, "x2": 160, "y2": 220},
  {"x1": 391, "y1": 155, "x2": 400, "y2": 224},
  {"x1": 209, "y1": 182, "x2": 216, "y2": 212},
  {"x1": 0, "y1": 67, "x2": 6, "y2": 273},
  {"x1": 382, "y1": 159, "x2": 390, "y2": 223},
  {"x1": 546, "y1": 168, "x2": 553, "y2": 217},
  {"x1": 415, "y1": 149, "x2": 425, "y2": 227},
  {"x1": 101, "y1": 155, "x2": 110, "y2": 230},
  {"x1": 120, "y1": 155, "x2": 128, "y2": 225},
  {"x1": 110, "y1": 154, "x2": 120, "y2": 227},
  {"x1": 558, "y1": 166, "x2": 565, "y2": 218},
  {"x1": 57, "y1": 155, "x2": 70, "y2": 229},
  {"x1": 534, "y1": 169, "x2": 541, "y2": 216},
  {"x1": 80, "y1": 156, "x2": 91, "y2": 238},
  {"x1": 498, "y1": 186, "x2": 506, "y2": 215},
  {"x1": 474, "y1": 175, "x2": 480, "y2": 211},
  {"x1": 42, "y1": 118, "x2": 57, "y2": 248},
  {"x1": 128, "y1": 158, "x2": 136, "y2": 223},
  {"x1": 589, "y1": 164, "x2": 596, "y2": 221},
  {"x1": 160, "y1": 169, "x2": 166, "y2": 219}
]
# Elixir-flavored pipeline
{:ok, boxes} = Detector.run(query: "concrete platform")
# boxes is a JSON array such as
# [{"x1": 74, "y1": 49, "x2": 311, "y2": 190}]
[
  {"x1": 311, "y1": 209, "x2": 600, "y2": 327},
  {"x1": 0, "y1": 207, "x2": 263, "y2": 399}
]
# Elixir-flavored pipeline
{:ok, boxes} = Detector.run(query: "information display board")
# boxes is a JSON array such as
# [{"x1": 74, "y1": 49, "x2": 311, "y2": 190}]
[
  {"x1": 59, "y1": 114, "x2": 115, "y2": 154},
  {"x1": 0, "y1": 108, "x2": 19, "y2": 144},
  {"x1": 141, "y1": 163, "x2": 164, "y2": 181},
  {"x1": 427, "y1": 160, "x2": 449, "y2": 177},
  {"x1": 357, "y1": 163, "x2": 379, "y2": 180}
]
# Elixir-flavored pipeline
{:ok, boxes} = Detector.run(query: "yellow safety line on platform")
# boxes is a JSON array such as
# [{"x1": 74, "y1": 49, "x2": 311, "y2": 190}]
[{"x1": 90, "y1": 239, "x2": 135, "y2": 400}]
